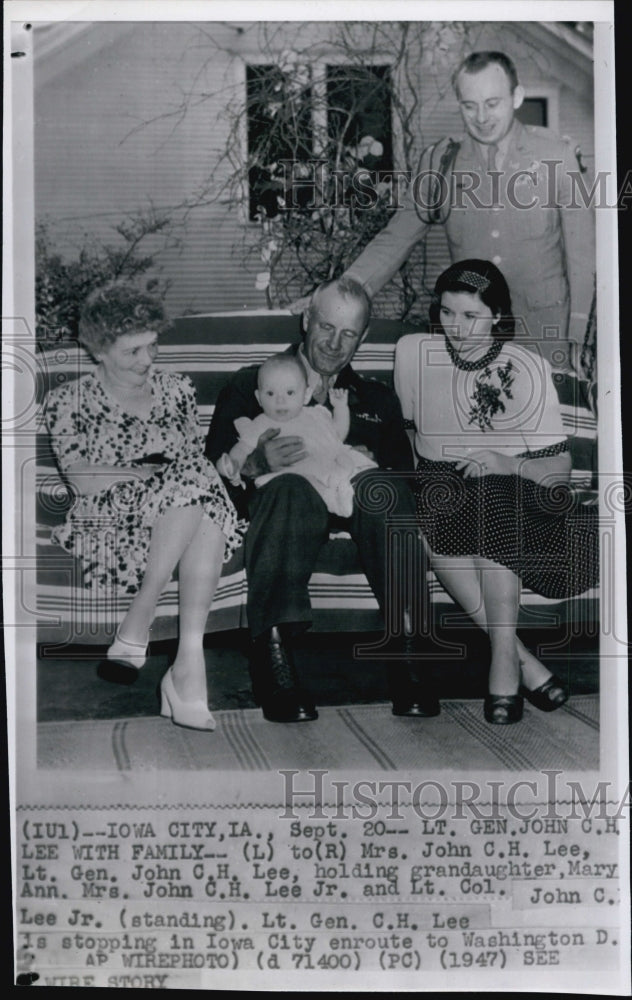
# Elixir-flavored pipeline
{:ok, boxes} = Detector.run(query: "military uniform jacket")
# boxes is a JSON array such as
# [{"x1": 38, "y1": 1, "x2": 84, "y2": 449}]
[
  {"x1": 347, "y1": 122, "x2": 595, "y2": 341},
  {"x1": 205, "y1": 345, "x2": 414, "y2": 516}
]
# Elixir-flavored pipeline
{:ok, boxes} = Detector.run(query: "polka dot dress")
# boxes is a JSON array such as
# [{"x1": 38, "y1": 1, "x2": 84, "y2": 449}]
[
  {"x1": 45, "y1": 371, "x2": 246, "y2": 594},
  {"x1": 414, "y1": 457, "x2": 598, "y2": 599}
]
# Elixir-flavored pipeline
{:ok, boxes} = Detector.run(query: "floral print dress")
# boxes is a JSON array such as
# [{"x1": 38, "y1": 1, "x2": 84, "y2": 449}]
[{"x1": 45, "y1": 370, "x2": 245, "y2": 593}]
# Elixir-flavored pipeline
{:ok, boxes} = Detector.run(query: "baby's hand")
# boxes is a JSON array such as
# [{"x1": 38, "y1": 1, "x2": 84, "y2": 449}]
[{"x1": 329, "y1": 387, "x2": 349, "y2": 409}]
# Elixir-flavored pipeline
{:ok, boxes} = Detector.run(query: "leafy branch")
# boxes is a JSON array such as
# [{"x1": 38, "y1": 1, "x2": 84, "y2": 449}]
[
  {"x1": 121, "y1": 21, "x2": 476, "y2": 318},
  {"x1": 36, "y1": 205, "x2": 179, "y2": 345}
]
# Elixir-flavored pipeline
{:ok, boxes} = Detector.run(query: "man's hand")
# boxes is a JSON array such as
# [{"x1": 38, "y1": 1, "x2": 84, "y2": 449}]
[{"x1": 241, "y1": 427, "x2": 307, "y2": 478}]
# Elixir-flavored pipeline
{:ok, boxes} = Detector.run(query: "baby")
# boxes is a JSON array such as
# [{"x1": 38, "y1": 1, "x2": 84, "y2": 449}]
[{"x1": 216, "y1": 354, "x2": 376, "y2": 517}]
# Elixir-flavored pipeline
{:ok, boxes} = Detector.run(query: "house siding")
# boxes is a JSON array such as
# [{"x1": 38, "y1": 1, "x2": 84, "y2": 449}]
[{"x1": 35, "y1": 20, "x2": 594, "y2": 321}]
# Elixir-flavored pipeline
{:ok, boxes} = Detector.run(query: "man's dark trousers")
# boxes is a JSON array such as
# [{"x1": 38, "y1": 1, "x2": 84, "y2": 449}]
[{"x1": 244, "y1": 468, "x2": 427, "y2": 640}]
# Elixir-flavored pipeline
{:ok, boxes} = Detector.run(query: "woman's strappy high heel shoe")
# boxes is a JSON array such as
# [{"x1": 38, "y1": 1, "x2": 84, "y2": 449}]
[
  {"x1": 160, "y1": 668, "x2": 216, "y2": 731},
  {"x1": 522, "y1": 674, "x2": 569, "y2": 712},
  {"x1": 97, "y1": 629, "x2": 148, "y2": 685}
]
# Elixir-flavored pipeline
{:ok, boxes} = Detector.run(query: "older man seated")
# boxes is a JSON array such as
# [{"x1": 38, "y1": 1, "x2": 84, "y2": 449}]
[{"x1": 205, "y1": 277, "x2": 439, "y2": 723}]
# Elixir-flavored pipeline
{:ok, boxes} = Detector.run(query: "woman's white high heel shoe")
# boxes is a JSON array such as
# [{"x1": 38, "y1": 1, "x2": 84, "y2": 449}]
[
  {"x1": 160, "y1": 668, "x2": 216, "y2": 731},
  {"x1": 97, "y1": 629, "x2": 148, "y2": 685}
]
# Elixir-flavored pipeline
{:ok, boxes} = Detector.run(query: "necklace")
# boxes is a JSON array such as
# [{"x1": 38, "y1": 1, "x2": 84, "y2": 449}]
[{"x1": 443, "y1": 334, "x2": 503, "y2": 371}]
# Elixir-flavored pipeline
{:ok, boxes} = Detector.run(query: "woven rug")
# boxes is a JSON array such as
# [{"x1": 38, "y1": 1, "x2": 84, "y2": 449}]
[{"x1": 37, "y1": 696, "x2": 598, "y2": 772}]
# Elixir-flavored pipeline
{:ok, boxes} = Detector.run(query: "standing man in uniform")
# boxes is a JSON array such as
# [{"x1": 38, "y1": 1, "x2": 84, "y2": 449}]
[{"x1": 344, "y1": 51, "x2": 594, "y2": 369}]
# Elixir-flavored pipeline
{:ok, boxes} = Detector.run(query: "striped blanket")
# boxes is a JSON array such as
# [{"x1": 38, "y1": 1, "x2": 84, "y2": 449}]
[{"x1": 36, "y1": 312, "x2": 598, "y2": 647}]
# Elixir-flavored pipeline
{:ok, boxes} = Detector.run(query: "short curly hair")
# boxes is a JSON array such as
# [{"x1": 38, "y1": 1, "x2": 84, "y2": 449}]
[{"x1": 78, "y1": 282, "x2": 170, "y2": 356}]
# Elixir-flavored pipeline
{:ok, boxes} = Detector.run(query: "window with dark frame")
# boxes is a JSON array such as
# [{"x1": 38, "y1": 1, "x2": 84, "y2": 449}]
[
  {"x1": 246, "y1": 62, "x2": 394, "y2": 221},
  {"x1": 326, "y1": 64, "x2": 393, "y2": 173},
  {"x1": 246, "y1": 64, "x2": 313, "y2": 222},
  {"x1": 516, "y1": 97, "x2": 549, "y2": 128}
]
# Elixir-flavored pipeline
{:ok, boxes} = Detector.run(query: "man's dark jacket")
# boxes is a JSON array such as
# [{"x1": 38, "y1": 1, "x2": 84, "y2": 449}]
[{"x1": 205, "y1": 345, "x2": 413, "y2": 516}]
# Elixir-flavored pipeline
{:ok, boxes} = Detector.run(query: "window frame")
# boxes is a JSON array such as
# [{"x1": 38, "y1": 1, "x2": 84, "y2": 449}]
[
  {"x1": 519, "y1": 84, "x2": 560, "y2": 133},
  {"x1": 239, "y1": 52, "x2": 397, "y2": 227}
]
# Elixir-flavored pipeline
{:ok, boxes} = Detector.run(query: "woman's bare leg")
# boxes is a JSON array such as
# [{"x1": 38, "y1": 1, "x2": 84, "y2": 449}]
[
  {"x1": 119, "y1": 506, "x2": 205, "y2": 644},
  {"x1": 430, "y1": 553, "x2": 552, "y2": 692},
  {"x1": 477, "y1": 558, "x2": 520, "y2": 695},
  {"x1": 430, "y1": 554, "x2": 488, "y2": 628},
  {"x1": 170, "y1": 518, "x2": 225, "y2": 704},
  {"x1": 517, "y1": 644, "x2": 557, "y2": 690}
]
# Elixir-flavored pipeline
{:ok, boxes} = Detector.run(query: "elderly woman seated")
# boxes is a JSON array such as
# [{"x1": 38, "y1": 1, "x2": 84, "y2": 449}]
[{"x1": 45, "y1": 282, "x2": 245, "y2": 731}]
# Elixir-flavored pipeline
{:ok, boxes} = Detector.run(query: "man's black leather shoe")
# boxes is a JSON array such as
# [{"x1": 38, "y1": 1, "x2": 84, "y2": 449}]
[
  {"x1": 392, "y1": 686, "x2": 441, "y2": 718},
  {"x1": 388, "y1": 644, "x2": 441, "y2": 717},
  {"x1": 260, "y1": 688, "x2": 319, "y2": 724},
  {"x1": 250, "y1": 626, "x2": 318, "y2": 723}
]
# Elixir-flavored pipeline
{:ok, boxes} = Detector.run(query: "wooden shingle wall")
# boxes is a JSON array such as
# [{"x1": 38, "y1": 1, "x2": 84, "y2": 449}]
[{"x1": 35, "y1": 20, "x2": 594, "y2": 321}]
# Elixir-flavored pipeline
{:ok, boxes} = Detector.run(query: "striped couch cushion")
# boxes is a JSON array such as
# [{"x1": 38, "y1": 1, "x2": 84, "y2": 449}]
[{"x1": 36, "y1": 312, "x2": 598, "y2": 646}]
